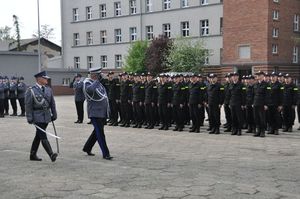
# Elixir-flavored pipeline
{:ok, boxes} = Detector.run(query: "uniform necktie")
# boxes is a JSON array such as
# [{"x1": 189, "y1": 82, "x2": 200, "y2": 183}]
[{"x1": 42, "y1": 86, "x2": 45, "y2": 93}]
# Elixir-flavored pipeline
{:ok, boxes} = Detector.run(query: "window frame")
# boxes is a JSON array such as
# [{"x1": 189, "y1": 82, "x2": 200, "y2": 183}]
[
  {"x1": 130, "y1": 27, "x2": 137, "y2": 42},
  {"x1": 200, "y1": 19, "x2": 209, "y2": 36},
  {"x1": 74, "y1": 57, "x2": 80, "y2": 69},
  {"x1": 163, "y1": 23, "x2": 171, "y2": 38},
  {"x1": 100, "y1": 4, "x2": 107, "y2": 18},
  {"x1": 115, "y1": 54, "x2": 123, "y2": 68},
  {"x1": 73, "y1": 8, "x2": 79, "y2": 22},
  {"x1": 115, "y1": 2, "x2": 122, "y2": 17},
  {"x1": 100, "y1": 30, "x2": 107, "y2": 44},
  {"x1": 115, "y1": 29, "x2": 122, "y2": 43},
  {"x1": 101, "y1": 55, "x2": 108, "y2": 68},
  {"x1": 87, "y1": 56, "x2": 93, "y2": 68},
  {"x1": 181, "y1": 21, "x2": 190, "y2": 37},
  {"x1": 146, "y1": 25, "x2": 154, "y2": 41},
  {"x1": 86, "y1": 6, "x2": 92, "y2": 20},
  {"x1": 73, "y1": 33, "x2": 80, "y2": 46},
  {"x1": 86, "y1": 31, "x2": 93, "y2": 45}
]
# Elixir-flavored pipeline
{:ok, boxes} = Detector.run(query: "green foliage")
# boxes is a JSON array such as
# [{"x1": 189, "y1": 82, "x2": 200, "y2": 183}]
[
  {"x1": 32, "y1": 24, "x2": 55, "y2": 39},
  {"x1": 124, "y1": 40, "x2": 148, "y2": 73},
  {"x1": 0, "y1": 26, "x2": 15, "y2": 41},
  {"x1": 166, "y1": 37, "x2": 209, "y2": 73},
  {"x1": 13, "y1": 15, "x2": 21, "y2": 51}
]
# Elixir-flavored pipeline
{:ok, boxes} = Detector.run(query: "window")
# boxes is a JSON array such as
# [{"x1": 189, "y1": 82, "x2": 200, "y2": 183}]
[
  {"x1": 220, "y1": 17, "x2": 223, "y2": 34},
  {"x1": 146, "y1": 0, "x2": 152, "y2": 12},
  {"x1": 62, "y1": 78, "x2": 71, "y2": 86},
  {"x1": 272, "y1": 44, "x2": 278, "y2": 54},
  {"x1": 182, "y1": 0, "x2": 189, "y2": 7},
  {"x1": 100, "y1": 30, "x2": 107, "y2": 44},
  {"x1": 239, "y1": 46, "x2": 251, "y2": 59},
  {"x1": 115, "y1": 2, "x2": 122, "y2": 16},
  {"x1": 272, "y1": 28, "x2": 279, "y2": 38},
  {"x1": 273, "y1": 10, "x2": 279, "y2": 20},
  {"x1": 100, "y1": 4, "x2": 107, "y2": 18},
  {"x1": 101, "y1": 55, "x2": 108, "y2": 68},
  {"x1": 294, "y1": 14, "x2": 299, "y2": 32},
  {"x1": 163, "y1": 24, "x2": 171, "y2": 38},
  {"x1": 115, "y1": 55, "x2": 123, "y2": 68},
  {"x1": 163, "y1": 0, "x2": 171, "y2": 10},
  {"x1": 87, "y1": 56, "x2": 93, "y2": 68},
  {"x1": 204, "y1": 56, "x2": 209, "y2": 65},
  {"x1": 130, "y1": 0, "x2": 137, "y2": 14},
  {"x1": 181, "y1": 21, "x2": 189, "y2": 37},
  {"x1": 130, "y1": 27, "x2": 137, "y2": 41},
  {"x1": 200, "y1": 20, "x2": 209, "y2": 36},
  {"x1": 293, "y1": 46, "x2": 299, "y2": 63},
  {"x1": 273, "y1": 0, "x2": 279, "y2": 3},
  {"x1": 86, "y1": 32, "x2": 93, "y2": 45},
  {"x1": 74, "y1": 57, "x2": 80, "y2": 68},
  {"x1": 146, "y1": 26, "x2": 154, "y2": 40},
  {"x1": 115, "y1": 29, "x2": 122, "y2": 43},
  {"x1": 73, "y1": 33, "x2": 80, "y2": 46},
  {"x1": 201, "y1": 0, "x2": 208, "y2": 5},
  {"x1": 86, "y1": 6, "x2": 92, "y2": 20},
  {"x1": 73, "y1": 8, "x2": 79, "y2": 21}
]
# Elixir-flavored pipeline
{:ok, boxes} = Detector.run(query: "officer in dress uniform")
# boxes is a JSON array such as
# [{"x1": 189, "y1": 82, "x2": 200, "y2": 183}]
[
  {"x1": 0, "y1": 76, "x2": 5, "y2": 117},
  {"x1": 172, "y1": 74, "x2": 186, "y2": 132},
  {"x1": 73, "y1": 74, "x2": 85, "y2": 124},
  {"x1": 82, "y1": 67, "x2": 112, "y2": 160},
  {"x1": 158, "y1": 74, "x2": 172, "y2": 130},
  {"x1": 25, "y1": 71, "x2": 58, "y2": 162},
  {"x1": 144, "y1": 72, "x2": 157, "y2": 129},
  {"x1": 3, "y1": 76, "x2": 10, "y2": 115},
  {"x1": 17, "y1": 76, "x2": 27, "y2": 116},
  {"x1": 245, "y1": 75, "x2": 255, "y2": 133},
  {"x1": 223, "y1": 73, "x2": 232, "y2": 132},
  {"x1": 120, "y1": 73, "x2": 133, "y2": 127},
  {"x1": 107, "y1": 71, "x2": 120, "y2": 126},
  {"x1": 9, "y1": 76, "x2": 18, "y2": 116},
  {"x1": 132, "y1": 73, "x2": 145, "y2": 128}
]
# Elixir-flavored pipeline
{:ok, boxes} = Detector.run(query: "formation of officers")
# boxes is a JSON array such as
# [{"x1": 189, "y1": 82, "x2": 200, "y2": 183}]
[
  {"x1": 0, "y1": 75, "x2": 27, "y2": 117},
  {"x1": 72, "y1": 70, "x2": 300, "y2": 138}
]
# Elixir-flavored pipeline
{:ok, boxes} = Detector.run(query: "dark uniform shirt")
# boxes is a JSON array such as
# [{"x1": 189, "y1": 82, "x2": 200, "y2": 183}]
[
  {"x1": 283, "y1": 83, "x2": 298, "y2": 106},
  {"x1": 228, "y1": 81, "x2": 246, "y2": 106},
  {"x1": 253, "y1": 81, "x2": 269, "y2": 106},
  {"x1": 9, "y1": 82, "x2": 17, "y2": 99},
  {"x1": 268, "y1": 81, "x2": 283, "y2": 106},
  {"x1": 188, "y1": 82, "x2": 205, "y2": 105},
  {"x1": 172, "y1": 82, "x2": 186, "y2": 105},
  {"x1": 120, "y1": 80, "x2": 133, "y2": 102},
  {"x1": 207, "y1": 82, "x2": 224, "y2": 106},
  {"x1": 132, "y1": 82, "x2": 145, "y2": 102},
  {"x1": 158, "y1": 82, "x2": 172, "y2": 104},
  {"x1": 145, "y1": 80, "x2": 158, "y2": 104},
  {"x1": 108, "y1": 78, "x2": 121, "y2": 101},
  {"x1": 246, "y1": 84, "x2": 254, "y2": 106}
]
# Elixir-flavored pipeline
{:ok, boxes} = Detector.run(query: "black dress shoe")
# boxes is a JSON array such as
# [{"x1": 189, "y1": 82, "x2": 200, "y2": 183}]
[
  {"x1": 159, "y1": 126, "x2": 165, "y2": 130},
  {"x1": 30, "y1": 154, "x2": 42, "y2": 161},
  {"x1": 103, "y1": 156, "x2": 113, "y2": 160},
  {"x1": 18, "y1": 113, "x2": 25, "y2": 117},
  {"x1": 50, "y1": 153, "x2": 58, "y2": 162},
  {"x1": 87, "y1": 121, "x2": 92, "y2": 124},
  {"x1": 83, "y1": 149, "x2": 95, "y2": 156},
  {"x1": 74, "y1": 120, "x2": 80, "y2": 123}
]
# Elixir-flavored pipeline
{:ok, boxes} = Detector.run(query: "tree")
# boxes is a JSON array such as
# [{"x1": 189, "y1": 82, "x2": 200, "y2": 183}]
[
  {"x1": 0, "y1": 26, "x2": 15, "y2": 41},
  {"x1": 32, "y1": 24, "x2": 55, "y2": 40},
  {"x1": 12, "y1": 15, "x2": 21, "y2": 51},
  {"x1": 145, "y1": 35, "x2": 172, "y2": 75},
  {"x1": 124, "y1": 40, "x2": 148, "y2": 73},
  {"x1": 166, "y1": 38, "x2": 209, "y2": 73}
]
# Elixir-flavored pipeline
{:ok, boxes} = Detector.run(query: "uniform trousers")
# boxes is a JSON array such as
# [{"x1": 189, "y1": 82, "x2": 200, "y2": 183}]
[
  {"x1": 30, "y1": 123, "x2": 48, "y2": 153},
  {"x1": 18, "y1": 98, "x2": 25, "y2": 114},
  {"x1": 172, "y1": 105, "x2": 184, "y2": 128},
  {"x1": 145, "y1": 103, "x2": 156, "y2": 126},
  {"x1": 133, "y1": 102, "x2": 144, "y2": 125},
  {"x1": 253, "y1": 106, "x2": 266, "y2": 130},
  {"x1": 189, "y1": 104, "x2": 201, "y2": 129},
  {"x1": 109, "y1": 100, "x2": 118, "y2": 123},
  {"x1": 10, "y1": 98, "x2": 17, "y2": 113},
  {"x1": 208, "y1": 105, "x2": 221, "y2": 128},
  {"x1": 83, "y1": 118, "x2": 110, "y2": 158},
  {"x1": 282, "y1": 106, "x2": 295, "y2": 128},
  {"x1": 224, "y1": 104, "x2": 232, "y2": 127},
  {"x1": 230, "y1": 105, "x2": 244, "y2": 130},
  {"x1": 268, "y1": 106, "x2": 281, "y2": 130},
  {"x1": 121, "y1": 101, "x2": 131, "y2": 124},
  {"x1": 0, "y1": 99, "x2": 4, "y2": 116},
  {"x1": 4, "y1": 98, "x2": 9, "y2": 113},
  {"x1": 246, "y1": 106, "x2": 255, "y2": 127},
  {"x1": 75, "y1": 101, "x2": 84, "y2": 122},
  {"x1": 158, "y1": 103, "x2": 169, "y2": 127}
]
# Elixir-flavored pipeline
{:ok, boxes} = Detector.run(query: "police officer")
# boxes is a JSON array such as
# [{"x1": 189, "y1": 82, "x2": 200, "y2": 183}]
[
  {"x1": 282, "y1": 74, "x2": 298, "y2": 132},
  {"x1": 206, "y1": 74, "x2": 224, "y2": 134},
  {"x1": 144, "y1": 72, "x2": 158, "y2": 129},
  {"x1": 3, "y1": 76, "x2": 9, "y2": 115},
  {"x1": 107, "y1": 71, "x2": 120, "y2": 126},
  {"x1": 228, "y1": 72, "x2": 246, "y2": 135},
  {"x1": 267, "y1": 72, "x2": 283, "y2": 135},
  {"x1": 245, "y1": 75, "x2": 255, "y2": 133},
  {"x1": 73, "y1": 74, "x2": 85, "y2": 124},
  {"x1": 25, "y1": 71, "x2": 58, "y2": 162},
  {"x1": 158, "y1": 74, "x2": 172, "y2": 130},
  {"x1": 132, "y1": 73, "x2": 145, "y2": 128},
  {"x1": 172, "y1": 74, "x2": 186, "y2": 132},
  {"x1": 253, "y1": 71, "x2": 269, "y2": 137},
  {"x1": 223, "y1": 73, "x2": 232, "y2": 132},
  {"x1": 17, "y1": 76, "x2": 27, "y2": 116},
  {"x1": 9, "y1": 76, "x2": 18, "y2": 116},
  {"x1": 82, "y1": 67, "x2": 112, "y2": 160},
  {"x1": 120, "y1": 73, "x2": 133, "y2": 127},
  {"x1": 0, "y1": 76, "x2": 5, "y2": 117}
]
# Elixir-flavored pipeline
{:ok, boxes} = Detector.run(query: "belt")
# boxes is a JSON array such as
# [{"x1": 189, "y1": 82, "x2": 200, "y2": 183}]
[{"x1": 33, "y1": 107, "x2": 49, "y2": 111}]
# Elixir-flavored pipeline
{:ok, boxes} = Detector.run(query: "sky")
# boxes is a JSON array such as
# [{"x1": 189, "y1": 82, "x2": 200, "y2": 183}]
[{"x1": 0, "y1": 0, "x2": 61, "y2": 45}]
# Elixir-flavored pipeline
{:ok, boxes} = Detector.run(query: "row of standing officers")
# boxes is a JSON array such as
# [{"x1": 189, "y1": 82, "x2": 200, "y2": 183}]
[{"x1": 73, "y1": 71, "x2": 299, "y2": 138}]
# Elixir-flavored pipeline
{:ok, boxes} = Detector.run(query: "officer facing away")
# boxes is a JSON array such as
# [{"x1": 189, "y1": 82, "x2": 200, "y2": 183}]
[{"x1": 25, "y1": 71, "x2": 58, "y2": 162}]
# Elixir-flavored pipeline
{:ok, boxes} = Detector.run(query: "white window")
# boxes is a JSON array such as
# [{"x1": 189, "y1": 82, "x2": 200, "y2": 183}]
[
  {"x1": 272, "y1": 44, "x2": 278, "y2": 54},
  {"x1": 204, "y1": 56, "x2": 209, "y2": 65},
  {"x1": 130, "y1": 0, "x2": 137, "y2": 14},
  {"x1": 200, "y1": 20, "x2": 209, "y2": 36},
  {"x1": 163, "y1": 24, "x2": 171, "y2": 38},
  {"x1": 201, "y1": 0, "x2": 208, "y2": 5},
  {"x1": 100, "y1": 4, "x2": 107, "y2": 18},
  {"x1": 182, "y1": 0, "x2": 189, "y2": 7},
  {"x1": 163, "y1": 0, "x2": 171, "y2": 10},
  {"x1": 293, "y1": 46, "x2": 299, "y2": 63},
  {"x1": 181, "y1": 21, "x2": 189, "y2": 37},
  {"x1": 86, "y1": 6, "x2": 92, "y2": 20},
  {"x1": 86, "y1": 32, "x2": 93, "y2": 45},
  {"x1": 62, "y1": 78, "x2": 71, "y2": 86},
  {"x1": 272, "y1": 28, "x2": 279, "y2": 38},
  {"x1": 146, "y1": 26, "x2": 154, "y2": 40},
  {"x1": 273, "y1": 0, "x2": 279, "y2": 3},
  {"x1": 273, "y1": 10, "x2": 279, "y2": 20},
  {"x1": 294, "y1": 14, "x2": 299, "y2": 32},
  {"x1": 115, "y1": 2, "x2": 122, "y2": 16},
  {"x1": 239, "y1": 46, "x2": 251, "y2": 59},
  {"x1": 74, "y1": 57, "x2": 80, "y2": 68},
  {"x1": 87, "y1": 56, "x2": 93, "y2": 68},
  {"x1": 115, "y1": 29, "x2": 122, "y2": 43},
  {"x1": 73, "y1": 33, "x2": 80, "y2": 46},
  {"x1": 101, "y1": 55, "x2": 108, "y2": 68},
  {"x1": 115, "y1": 55, "x2": 123, "y2": 68},
  {"x1": 146, "y1": 0, "x2": 152, "y2": 12},
  {"x1": 73, "y1": 8, "x2": 79, "y2": 22},
  {"x1": 130, "y1": 27, "x2": 137, "y2": 41},
  {"x1": 100, "y1": 30, "x2": 107, "y2": 44}
]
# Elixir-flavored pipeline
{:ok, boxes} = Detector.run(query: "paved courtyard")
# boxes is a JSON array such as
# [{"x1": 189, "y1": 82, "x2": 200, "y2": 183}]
[{"x1": 0, "y1": 96, "x2": 300, "y2": 199}]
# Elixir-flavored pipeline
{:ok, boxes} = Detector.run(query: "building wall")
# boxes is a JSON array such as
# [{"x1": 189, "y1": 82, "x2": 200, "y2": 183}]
[{"x1": 61, "y1": 0, "x2": 224, "y2": 70}]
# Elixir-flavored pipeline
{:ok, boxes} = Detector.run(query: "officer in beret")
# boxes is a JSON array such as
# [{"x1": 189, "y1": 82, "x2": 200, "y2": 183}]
[
  {"x1": 9, "y1": 76, "x2": 18, "y2": 116},
  {"x1": 25, "y1": 71, "x2": 58, "y2": 162},
  {"x1": 0, "y1": 76, "x2": 5, "y2": 117},
  {"x1": 73, "y1": 73, "x2": 85, "y2": 124},
  {"x1": 82, "y1": 67, "x2": 112, "y2": 160},
  {"x1": 17, "y1": 76, "x2": 27, "y2": 116}
]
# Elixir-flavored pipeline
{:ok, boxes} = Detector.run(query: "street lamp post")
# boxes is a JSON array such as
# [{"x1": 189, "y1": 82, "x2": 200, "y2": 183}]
[{"x1": 37, "y1": 0, "x2": 41, "y2": 72}]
